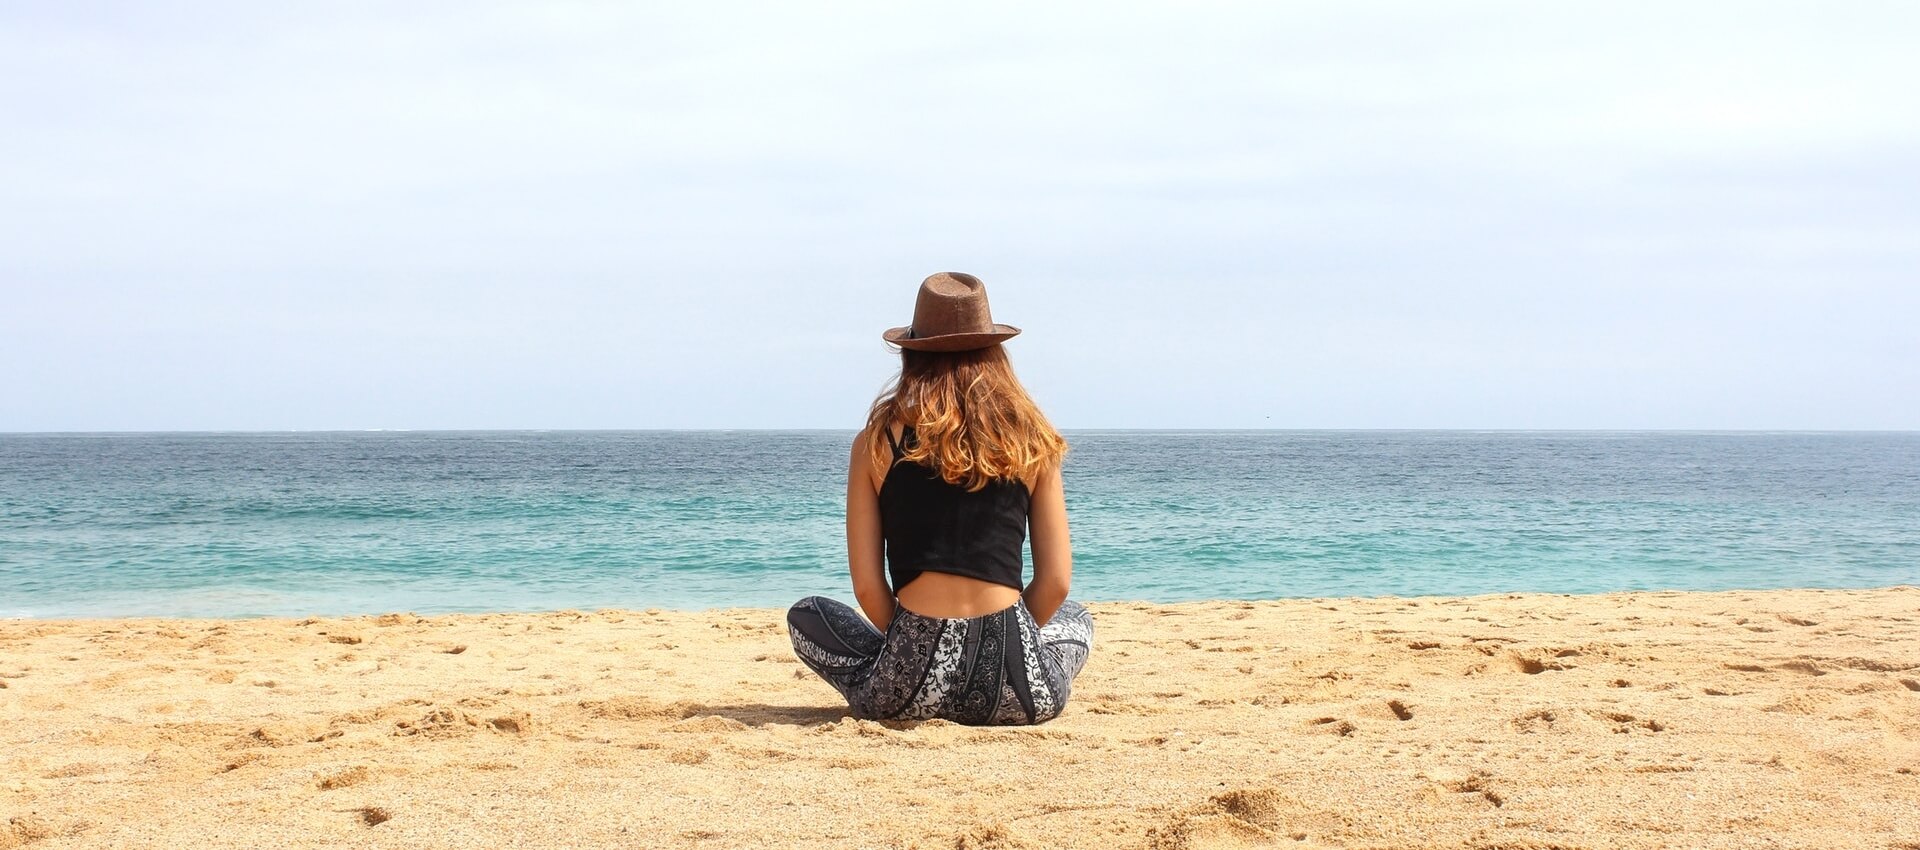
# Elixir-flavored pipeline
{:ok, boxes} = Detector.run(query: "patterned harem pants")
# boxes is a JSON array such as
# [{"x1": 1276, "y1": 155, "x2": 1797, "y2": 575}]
[{"x1": 786, "y1": 596, "x2": 1094, "y2": 725}]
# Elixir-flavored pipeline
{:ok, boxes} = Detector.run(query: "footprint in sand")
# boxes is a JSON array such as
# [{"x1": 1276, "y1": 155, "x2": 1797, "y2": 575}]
[
  {"x1": 1147, "y1": 788, "x2": 1328, "y2": 848},
  {"x1": 1308, "y1": 717, "x2": 1356, "y2": 736},
  {"x1": 393, "y1": 706, "x2": 534, "y2": 738},
  {"x1": 316, "y1": 766, "x2": 371, "y2": 790},
  {"x1": 1510, "y1": 708, "x2": 1561, "y2": 734},
  {"x1": 1590, "y1": 710, "x2": 1665, "y2": 733},
  {"x1": 4, "y1": 814, "x2": 87, "y2": 845},
  {"x1": 665, "y1": 748, "x2": 711, "y2": 765},
  {"x1": 1432, "y1": 771, "x2": 1505, "y2": 808},
  {"x1": 221, "y1": 752, "x2": 265, "y2": 773},
  {"x1": 1512, "y1": 654, "x2": 1572, "y2": 675}
]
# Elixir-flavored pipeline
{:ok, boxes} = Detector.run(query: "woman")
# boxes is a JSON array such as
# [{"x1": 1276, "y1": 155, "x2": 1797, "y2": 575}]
[{"x1": 786, "y1": 272, "x2": 1094, "y2": 725}]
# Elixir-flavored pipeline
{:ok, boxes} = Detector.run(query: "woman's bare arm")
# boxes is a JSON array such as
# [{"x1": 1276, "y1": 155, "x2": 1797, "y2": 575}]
[
  {"x1": 846, "y1": 428, "x2": 894, "y2": 632},
  {"x1": 1023, "y1": 461, "x2": 1072, "y2": 626}
]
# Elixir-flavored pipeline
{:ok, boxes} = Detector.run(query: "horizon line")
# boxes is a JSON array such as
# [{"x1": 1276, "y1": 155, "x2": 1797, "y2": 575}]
[{"x1": 5, "y1": 427, "x2": 1918, "y2": 436}]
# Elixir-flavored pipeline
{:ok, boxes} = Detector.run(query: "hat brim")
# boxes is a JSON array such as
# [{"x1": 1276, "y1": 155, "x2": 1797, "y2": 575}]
[{"x1": 882, "y1": 324, "x2": 1021, "y2": 352}]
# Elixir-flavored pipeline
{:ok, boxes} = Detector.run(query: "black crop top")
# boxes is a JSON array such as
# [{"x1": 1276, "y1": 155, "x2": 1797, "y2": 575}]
[{"x1": 878, "y1": 425, "x2": 1030, "y2": 592}]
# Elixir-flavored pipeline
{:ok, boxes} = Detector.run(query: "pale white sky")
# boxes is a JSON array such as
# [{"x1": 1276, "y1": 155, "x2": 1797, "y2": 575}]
[{"x1": 3, "y1": 2, "x2": 1916, "y2": 430}]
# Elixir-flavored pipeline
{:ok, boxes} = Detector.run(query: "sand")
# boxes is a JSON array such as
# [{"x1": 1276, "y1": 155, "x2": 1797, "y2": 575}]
[{"x1": 3, "y1": 587, "x2": 1918, "y2": 849}]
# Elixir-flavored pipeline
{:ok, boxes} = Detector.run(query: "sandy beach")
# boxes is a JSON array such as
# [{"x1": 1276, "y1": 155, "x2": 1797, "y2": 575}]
[{"x1": 4, "y1": 587, "x2": 1917, "y2": 849}]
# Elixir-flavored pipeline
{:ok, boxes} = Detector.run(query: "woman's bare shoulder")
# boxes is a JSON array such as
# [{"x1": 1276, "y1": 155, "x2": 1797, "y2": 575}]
[
  {"x1": 852, "y1": 420, "x2": 903, "y2": 450},
  {"x1": 852, "y1": 422, "x2": 895, "y2": 492},
  {"x1": 1023, "y1": 457, "x2": 1062, "y2": 496}
]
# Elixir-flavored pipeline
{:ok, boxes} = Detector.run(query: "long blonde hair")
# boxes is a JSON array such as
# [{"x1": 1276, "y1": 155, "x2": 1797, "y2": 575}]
[{"x1": 864, "y1": 345, "x2": 1068, "y2": 491}]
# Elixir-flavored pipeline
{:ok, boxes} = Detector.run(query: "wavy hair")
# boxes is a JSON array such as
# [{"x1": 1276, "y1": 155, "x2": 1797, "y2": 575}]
[{"x1": 864, "y1": 345, "x2": 1068, "y2": 491}]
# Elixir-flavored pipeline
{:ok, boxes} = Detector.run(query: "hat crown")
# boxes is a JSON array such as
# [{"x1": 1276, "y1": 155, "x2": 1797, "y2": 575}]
[{"x1": 911, "y1": 272, "x2": 994, "y2": 338}]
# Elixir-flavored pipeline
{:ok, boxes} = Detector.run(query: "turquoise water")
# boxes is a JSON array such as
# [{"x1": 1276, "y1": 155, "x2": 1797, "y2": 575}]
[{"x1": 1, "y1": 431, "x2": 1915, "y2": 618}]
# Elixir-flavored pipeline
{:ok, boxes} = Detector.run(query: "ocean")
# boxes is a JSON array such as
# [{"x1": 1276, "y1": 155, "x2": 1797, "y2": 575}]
[{"x1": 1, "y1": 431, "x2": 1915, "y2": 618}]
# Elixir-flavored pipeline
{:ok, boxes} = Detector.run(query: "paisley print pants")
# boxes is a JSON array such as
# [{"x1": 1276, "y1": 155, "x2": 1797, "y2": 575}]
[{"x1": 786, "y1": 596, "x2": 1094, "y2": 725}]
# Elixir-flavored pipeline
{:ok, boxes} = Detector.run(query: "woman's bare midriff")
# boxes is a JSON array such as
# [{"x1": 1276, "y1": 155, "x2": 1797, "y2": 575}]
[{"x1": 895, "y1": 570, "x2": 1023, "y2": 619}]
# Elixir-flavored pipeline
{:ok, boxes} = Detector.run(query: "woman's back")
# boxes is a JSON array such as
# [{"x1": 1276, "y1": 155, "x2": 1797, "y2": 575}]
[{"x1": 879, "y1": 423, "x2": 1031, "y2": 618}]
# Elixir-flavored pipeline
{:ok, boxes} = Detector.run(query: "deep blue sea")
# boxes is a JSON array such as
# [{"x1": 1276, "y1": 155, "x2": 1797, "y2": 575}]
[{"x1": 1, "y1": 431, "x2": 1915, "y2": 618}]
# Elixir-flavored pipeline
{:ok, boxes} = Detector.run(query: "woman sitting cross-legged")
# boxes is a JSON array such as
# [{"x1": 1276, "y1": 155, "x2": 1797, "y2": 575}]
[{"x1": 787, "y1": 272, "x2": 1093, "y2": 725}]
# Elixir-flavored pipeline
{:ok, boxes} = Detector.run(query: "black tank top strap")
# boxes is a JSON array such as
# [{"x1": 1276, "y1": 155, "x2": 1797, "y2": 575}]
[{"x1": 883, "y1": 424, "x2": 904, "y2": 460}]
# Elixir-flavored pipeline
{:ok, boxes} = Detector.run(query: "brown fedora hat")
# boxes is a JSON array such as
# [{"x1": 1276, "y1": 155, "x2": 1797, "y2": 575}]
[{"x1": 882, "y1": 272, "x2": 1022, "y2": 352}]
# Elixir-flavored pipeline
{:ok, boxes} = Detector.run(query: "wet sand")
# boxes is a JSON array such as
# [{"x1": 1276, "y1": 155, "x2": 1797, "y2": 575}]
[{"x1": 4, "y1": 587, "x2": 1918, "y2": 849}]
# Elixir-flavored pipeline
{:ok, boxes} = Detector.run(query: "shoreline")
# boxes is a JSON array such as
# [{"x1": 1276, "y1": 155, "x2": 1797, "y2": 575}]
[
  {"x1": 9, "y1": 582, "x2": 1918, "y2": 623},
  {"x1": 5, "y1": 587, "x2": 1917, "y2": 848}
]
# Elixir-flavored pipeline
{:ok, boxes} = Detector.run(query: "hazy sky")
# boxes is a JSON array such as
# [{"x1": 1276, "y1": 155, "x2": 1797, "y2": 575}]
[{"x1": 3, "y1": 2, "x2": 1916, "y2": 430}]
